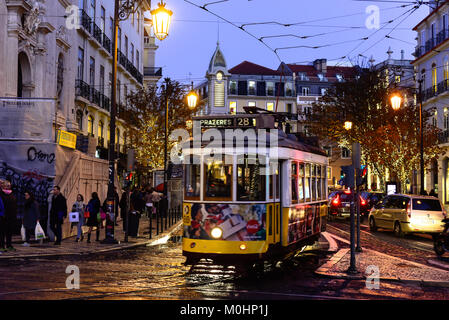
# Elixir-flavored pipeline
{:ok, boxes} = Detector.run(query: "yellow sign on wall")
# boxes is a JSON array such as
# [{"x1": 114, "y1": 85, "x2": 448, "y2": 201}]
[{"x1": 57, "y1": 130, "x2": 77, "y2": 149}]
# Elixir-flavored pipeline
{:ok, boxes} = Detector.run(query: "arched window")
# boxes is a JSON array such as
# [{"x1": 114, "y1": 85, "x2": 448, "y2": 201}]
[
  {"x1": 444, "y1": 57, "x2": 449, "y2": 81},
  {"x1": 17, "y1": 52, "x2": 32, "y2": 98},
  {"x1": 88, "y1": 115, "x2": 94, "y2": 136},
  {"x1": 98, "y1": 120, "x2": 104, "y2": 138}
]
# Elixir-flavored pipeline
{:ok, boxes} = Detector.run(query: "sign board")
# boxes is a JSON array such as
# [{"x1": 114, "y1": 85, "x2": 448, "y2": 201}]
[
  {"x1": 57, "y1": 130, "x2": 77, "y2": 149},
  {"x1": 386, "y1": 182, "x2": 398, "y2": 195},
  {"x1": 0, "y1": 98, "x2": 55, "y2": 140},
  {"x1": 198, "y1": 117, "x2": 257, "y2": 128}
]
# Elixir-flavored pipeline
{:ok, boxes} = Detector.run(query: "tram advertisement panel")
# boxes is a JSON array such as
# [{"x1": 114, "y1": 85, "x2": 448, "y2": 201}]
[
  {"x1": 288, "y1": 203, "x2": 323, "y2": 244},
  {"x1": 183, "y1": 203, "x2": 266, "y2": 241}
]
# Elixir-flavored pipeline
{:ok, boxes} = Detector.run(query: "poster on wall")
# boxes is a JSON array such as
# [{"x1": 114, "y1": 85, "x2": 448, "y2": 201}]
[
  {"x1": 0, "y1": 98, "x2": 55, "y2": 140},
  {"x1": 288, "y1": 204, "x2": 322, "y2": 244},
  {"x1": 184, "y1": 203, "x2": 266, "y2": 241}
]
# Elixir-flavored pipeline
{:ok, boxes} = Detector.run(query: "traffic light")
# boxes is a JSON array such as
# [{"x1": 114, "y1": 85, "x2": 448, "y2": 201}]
[
  {"x1": 359, "y1": 165, "x2": 368, "y2": 187},
  {"x1": 123, "y1": 172, "x2": 134, "y2": 189},
  {"x1": 339, "y1": 165, "x2": 354, "y2": 189}
]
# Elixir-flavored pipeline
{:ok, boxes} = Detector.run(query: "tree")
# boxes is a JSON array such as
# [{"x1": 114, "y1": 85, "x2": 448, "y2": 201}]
[
  {"x1": 122, "y1": 78, "x2": 201, "y2": 170},
  {"x1": 304, "y1": 68, "x2": 443, "y2": 192}
]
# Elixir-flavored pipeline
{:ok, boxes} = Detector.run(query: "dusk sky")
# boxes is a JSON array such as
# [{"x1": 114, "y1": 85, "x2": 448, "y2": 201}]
[{"x1": 150, "y1": 0, "x2": 429, "y2": 86}]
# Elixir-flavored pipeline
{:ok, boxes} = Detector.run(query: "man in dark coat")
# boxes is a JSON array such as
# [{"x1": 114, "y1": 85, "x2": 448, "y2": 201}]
[
  {"x1": 0, "y1": 180, "x2": 18, "y2": 252},
  {"x1": 49, "y1": 186, "x2": 67, "y2": 245}
]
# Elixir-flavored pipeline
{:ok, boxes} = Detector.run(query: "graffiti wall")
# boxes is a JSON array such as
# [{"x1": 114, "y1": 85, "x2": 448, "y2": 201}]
[{"x1": 0, "y1": 141, "x2": 56, "y2": 218}]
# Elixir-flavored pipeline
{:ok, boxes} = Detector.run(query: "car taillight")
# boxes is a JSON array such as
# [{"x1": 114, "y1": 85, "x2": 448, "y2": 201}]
[
  {"x1": 360, "y1": 196, "x2": 366, "y2": 206},
  {"x1": 406, "y1": 202, "x2": 411, "y2": 219},
  {"x1": 344, "y1": 189, "x2": 351, "y2": 194},
  {"x1": 332, "y1": 194, "x2": 340, "y2": 206}
]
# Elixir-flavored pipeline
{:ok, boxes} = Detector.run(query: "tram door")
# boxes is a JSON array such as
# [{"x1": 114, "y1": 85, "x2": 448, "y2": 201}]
[{"x1": 268, "y1": 161, "x2": 282, "y2": 245}]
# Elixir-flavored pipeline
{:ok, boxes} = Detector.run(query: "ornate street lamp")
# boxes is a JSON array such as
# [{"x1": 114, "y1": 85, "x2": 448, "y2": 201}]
[
  {"x1": 344, "y1": 120, "x2": 353, "y2": 131},
  {"x1": 187, "y1": 83, "x2": 198, "y2": 109},
  {"x1": 151, "y1": 1, "x2": 173, "y2": 41},
  {"x1": 390, "y1": 93, "x2": 402, "y2": 111}
]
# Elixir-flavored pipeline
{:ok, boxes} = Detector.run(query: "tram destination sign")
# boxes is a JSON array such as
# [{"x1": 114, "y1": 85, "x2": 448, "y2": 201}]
[{"x1": 198, "y1": 117, "x2": 257, "y2": 128}]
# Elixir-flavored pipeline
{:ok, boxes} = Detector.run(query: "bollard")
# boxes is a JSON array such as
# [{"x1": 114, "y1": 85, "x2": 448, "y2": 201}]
[{"x1": 156, "y1": 202, "x2": 159, "y2": 236}]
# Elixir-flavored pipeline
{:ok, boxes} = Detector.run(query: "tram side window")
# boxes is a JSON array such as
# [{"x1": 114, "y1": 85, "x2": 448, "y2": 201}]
[
  {"x1": 185, "y1": 163, "x2": 200, "y2": 199},
  {"x1": 269, "y1": 162, "x2": 279, "y2": 200},
  {"x1": 311, "y1": 164, "x2": 317, "y2": 201},
  {"x1": 317, "y1": 165, "x2": 322, "y2": 200},
  {"x1": 205, "y1": 158, "x2": 232, "y2": 200},
  {"x1": 237, "y1": 155, "x2": 266, "y2": 201},
  {"x1": 291, "y1": 162, "x2": 298, "y2": 204},
  {"x1": 305, "y1": 163, "x2": 311, "y2": 202},
  {"x1": 298, "y1": 163, "x2": 304, "y2": 202}
]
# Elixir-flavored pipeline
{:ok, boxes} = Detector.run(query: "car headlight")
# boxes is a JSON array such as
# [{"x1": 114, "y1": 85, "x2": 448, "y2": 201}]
[{"x1": 211, "y1": 227, "x2": 223, "y2": 239}]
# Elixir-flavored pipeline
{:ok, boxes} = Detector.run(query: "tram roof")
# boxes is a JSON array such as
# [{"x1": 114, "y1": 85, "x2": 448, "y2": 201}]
[{"x1": 188, "y1": 113, "x2": 327, "y2": 157}]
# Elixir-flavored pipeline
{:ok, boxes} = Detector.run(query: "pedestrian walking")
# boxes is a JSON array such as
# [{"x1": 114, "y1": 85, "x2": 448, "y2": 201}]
[
  {"x1": 22, "y1": 191, "x2": 39, "y2": 247},
  {"x1": 429, "y1": 189, "x2": 437, "y2": 198},
  {"x1": 86, "y1": 192, "x2": 101, "y2": 243},
  {"x1": 49, "y1": 186, "x2": 67, "y2": 245},
  {"x1": 119, "y1": 190, "x2": 128, "y2": 232},
  {"x1": 71, "y1": 194, "x2": 85, "y2": 242},
  {"x1": 0, "y1": 180, "x2": 17, "y2": 252}
]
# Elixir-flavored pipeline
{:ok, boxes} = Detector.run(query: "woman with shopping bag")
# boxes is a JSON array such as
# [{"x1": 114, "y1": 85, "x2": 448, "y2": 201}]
[
  {"x1": 85, "y1": 192, "x2": 101, "y2": 243},
  {"x1": 22, "y1": 191, "x2": 39, "y2": 247},
  {"x1": 71, "y1": 194, "x2": 85, "y2": 242}
]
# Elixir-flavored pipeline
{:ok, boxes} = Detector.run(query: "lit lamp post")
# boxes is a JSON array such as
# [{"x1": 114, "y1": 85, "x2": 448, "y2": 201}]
[
  {"x1": 151, "y1": 1, "x2": 173, "y2": 41},
  {"x1": 343, "y1": 120, "x2": 360, "y2": 274},
  {"x1": 103, "y1": 0, "x2": 147, "y2": 244},
  {"x1": 390, "y1": 79, "x2": 424, "y2": 195}
]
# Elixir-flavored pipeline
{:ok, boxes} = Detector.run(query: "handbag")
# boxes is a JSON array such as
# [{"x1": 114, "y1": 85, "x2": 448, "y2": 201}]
[
  {"x1": 35, "y1": 222, "x2": 45, "y2": 240},
  {"x1": 100, "y1": 208, "x2": 106, "y2": 220},
  {"x1": 84, "y1": 210, "x2": 90, "y2": 218}
]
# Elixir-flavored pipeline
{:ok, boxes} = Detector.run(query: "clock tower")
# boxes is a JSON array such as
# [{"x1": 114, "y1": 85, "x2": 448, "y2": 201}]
[{"x1": 206, "y1": 43, "x2": 230, "y2": 114}]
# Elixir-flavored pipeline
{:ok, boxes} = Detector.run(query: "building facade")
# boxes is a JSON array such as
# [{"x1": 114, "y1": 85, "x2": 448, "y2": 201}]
[
  {"x1": 412, "y1": 0, "x2": 449, "y2": 204},
  {"x1": 0, "y1": 0, "x2": 159, "y2": 238}
]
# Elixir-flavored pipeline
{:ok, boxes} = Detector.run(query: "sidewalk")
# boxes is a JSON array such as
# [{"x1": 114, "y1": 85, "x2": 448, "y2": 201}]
[
  {"x1": 316, "y1": 232, "x2": 449, "y2": 287},
  {"x1": 0, "y1": 215, "x2": 183, "y2": 260}
]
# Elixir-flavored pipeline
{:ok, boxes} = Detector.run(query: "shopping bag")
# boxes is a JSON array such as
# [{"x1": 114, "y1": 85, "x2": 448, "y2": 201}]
[
  {"x1": 35, "y1": 222, "x2": 45, "y2": 240},
  {"x1": 100, "y1": 208, "x2": 106, "y2": 220},
  {"x1": 21, "y1": 225, "x2": 26, "y2": 241},
  {"x1": 69, "y1": 211, "x2": 79, "y2": 223},
  {"x1": 84, "y1": 210, "x2": 90, "y2": 218}
]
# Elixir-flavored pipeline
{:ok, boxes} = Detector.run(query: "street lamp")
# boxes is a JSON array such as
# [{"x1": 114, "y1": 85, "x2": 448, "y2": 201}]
[
  {"x1": 187, "y1": 82, "x2": 198, "y2": 109},
  {"x1": 389, "y1": 79, "x2": 425, "y2": 195},
  {"x1": 344, "y1": 121, "x2": 353, "y2": 131},
  {"x1": 151, "y1": 1, "x2": 173, "y2": 41}
]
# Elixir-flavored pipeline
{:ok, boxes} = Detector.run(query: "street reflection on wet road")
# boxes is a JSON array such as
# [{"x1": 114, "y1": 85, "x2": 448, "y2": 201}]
[{"x1": 1, "y1": 236, "x2": 449, "y2": 300}]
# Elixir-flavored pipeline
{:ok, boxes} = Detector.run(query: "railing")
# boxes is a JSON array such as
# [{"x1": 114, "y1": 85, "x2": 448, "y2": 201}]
[
  {"x1": 79, "y1": 9, "x2": 92, "y2": 33},
  {"x1": 117, "y1": 50, "x2": 143, "y2": 84},
  {"x1": 92, "y1": 23, "x2": 103, "y2": 44},
  {"x1": 439, "y1": 130, "x2": 449, "y2": 144},
  {"x1": 423, "y1": 79, "x2": 449, "y2": 102},
  {"x1": 75, "y1": 79, "x2": 111, "y2": 112},
  {"x1": 102, "y1": 33, "x2": 112, "y2": 53},
  {"x1": 143, "y1": 67, "x2": 162, "y2": 77},
  {"x1": 415, "y1": 29, "x2": 449, "y2": 58},
  {"x1": 139, "y1": 204, "x2": 181, "y2": 240}
]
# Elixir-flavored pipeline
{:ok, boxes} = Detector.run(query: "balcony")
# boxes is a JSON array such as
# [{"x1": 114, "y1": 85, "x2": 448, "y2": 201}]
[
  {"x1": 117, "y1": 49, "x2": 143, "y2": 84},
  {"x1": 439, "y1": 130, "x2": 449, "y2": 144},
  {"x1": 91, "y1": 23, "x2": 103, "y2": 47},
  {"x1": 422, "y1": 79, "x2": 449, "y2": 102},
  {"x1": 79, "y1": 9, "x2": 92, "y2": 33},
  {"x1": 415, "y1": 29, "x2": 449, "y2": 59},
  {"x1": 75, "y1": 79, "x2": 111, "y2": 113},
  {"x1": 144, "y1": 67, "x2": 162, "y2": 77}
]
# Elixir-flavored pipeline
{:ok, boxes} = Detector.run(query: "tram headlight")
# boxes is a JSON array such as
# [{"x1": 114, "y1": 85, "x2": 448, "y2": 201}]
[
  {"x1": 211, "y1": 227, "x2": 223, "y2": 239},
  {"x1": 239, "y1": 244, "x2": 247, "y2": 251}
]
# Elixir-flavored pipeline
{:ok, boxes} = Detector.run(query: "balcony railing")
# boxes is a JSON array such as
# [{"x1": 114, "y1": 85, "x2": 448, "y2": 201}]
[
  {"x1": 117, "y1": 49, "x2": 143, "y2": 84},
  {"x1": 75, "y1": 79, "x2": 111, "y2": 113},
  {"x1": 102, "y1": 33, "x2": 112, "y2": 53},
  {"x1": 422, "y1": 79, "x2": 449, "y2": 102},
  {"x1": 439, "y1": 130, "x2": 449, "y2": 144},
  {"x1": 92, "y1": 23, "x2": 103, "y2": 44},
  {"x1": 79, "y1": 9, "x2": 92, "y2": 33},
  {"x1": 415, "y1": 29, "x2": 449, "y2": 58},
  {"x1": 144, "y1": 67, "x2": 162, "y2": 77}
]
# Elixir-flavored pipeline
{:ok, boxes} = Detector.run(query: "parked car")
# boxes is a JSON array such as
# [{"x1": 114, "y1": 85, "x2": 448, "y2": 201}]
[
  {"x1": 328, "y1": 189, "x2": 370, "y2": 219},
  {"x1": 368, "y1": 194, "x2": 446, "y2": 237}
]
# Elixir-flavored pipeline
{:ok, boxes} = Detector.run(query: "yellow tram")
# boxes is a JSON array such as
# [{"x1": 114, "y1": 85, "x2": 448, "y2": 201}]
[{"x1": 181, "y1": 112, "x2": 328, "y2": 267}]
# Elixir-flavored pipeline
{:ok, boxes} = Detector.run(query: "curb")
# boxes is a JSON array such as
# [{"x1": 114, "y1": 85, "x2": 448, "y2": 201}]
[
  {"x1": 0, "y1": 221, "x2": 183, "y2": 260},
  {"x1": 321, "y1": 232, "x2": 339, "y2": 253},
  {"x1": 314, "y1": 232, "x2": 449, "y2": 287}
]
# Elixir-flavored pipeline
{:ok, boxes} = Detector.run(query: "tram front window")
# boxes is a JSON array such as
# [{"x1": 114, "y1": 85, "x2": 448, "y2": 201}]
[
  {"x1": 237, "y1": 155, "x2": 266, "y2": 201},
  {"x1": 185, "y1": 164, "x2": 200, "y2": 199},
  {"x1": 205, "y1": 159, "x2": 232, "y2": 200}
]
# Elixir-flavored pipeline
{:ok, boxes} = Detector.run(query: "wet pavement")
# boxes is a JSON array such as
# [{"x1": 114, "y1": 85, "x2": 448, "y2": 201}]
[{"x1": 2, "y1": 234, "x2": 449, "y2": 300}]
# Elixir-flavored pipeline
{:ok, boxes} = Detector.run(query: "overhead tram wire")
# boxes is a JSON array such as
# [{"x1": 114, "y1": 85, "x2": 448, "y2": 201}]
[{"x1": 333, "y1": 4, "x2": 420, "y2": 67}]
